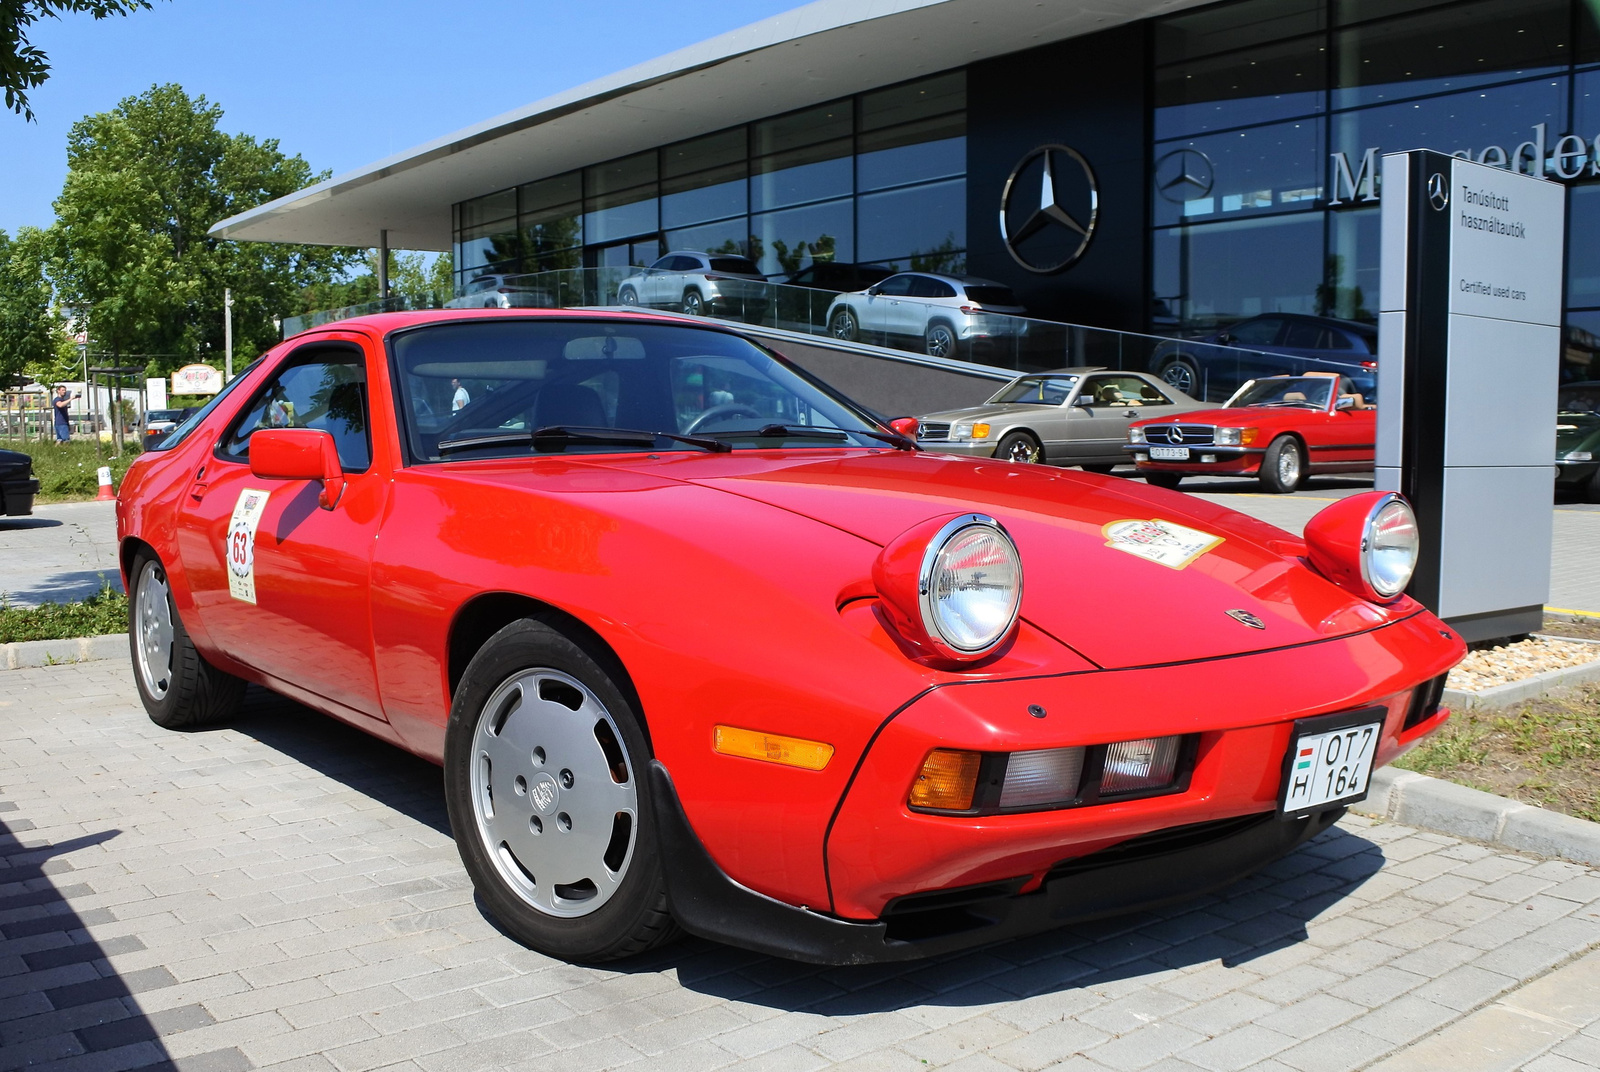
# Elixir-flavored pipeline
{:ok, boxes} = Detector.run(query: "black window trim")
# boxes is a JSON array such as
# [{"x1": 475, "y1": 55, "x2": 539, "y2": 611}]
[{"x1": 213, "y1": 339, "x2": 374, "y2": 475}]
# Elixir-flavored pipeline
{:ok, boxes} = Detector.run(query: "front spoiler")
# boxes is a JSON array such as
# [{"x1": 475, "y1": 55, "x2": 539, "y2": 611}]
[{"x1": 650, "y1": 760, "x2": 1341, "y2": 965}]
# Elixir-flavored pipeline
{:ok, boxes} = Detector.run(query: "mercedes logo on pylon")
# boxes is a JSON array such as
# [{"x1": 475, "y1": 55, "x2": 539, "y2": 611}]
[
  {"x1": 999, "y1": 144, "x2": 1099, "y2": 274},
  {"x1": 1428, "y1": 172, "x2": 1450, "y2": 212},
  {"x1": 1154, "y1": 148, "x2": 1215, "y2": 203}
]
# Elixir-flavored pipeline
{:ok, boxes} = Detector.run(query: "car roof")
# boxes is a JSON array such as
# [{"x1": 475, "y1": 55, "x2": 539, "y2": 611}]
[
  {"x1": 282, "y1": 307, "x2": 734, "y2": 339},
  {"x1": 1253, "y1": 312, "x2": 1375, "y2": 334},
  {"x1": 887, "y1": 271, "x2": 1012, "y2": 287}
]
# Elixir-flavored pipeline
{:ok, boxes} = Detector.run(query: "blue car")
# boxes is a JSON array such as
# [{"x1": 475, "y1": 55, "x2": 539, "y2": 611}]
[{"x1": 1149, "y1": 314, "x2": 1378, "y2": 403}]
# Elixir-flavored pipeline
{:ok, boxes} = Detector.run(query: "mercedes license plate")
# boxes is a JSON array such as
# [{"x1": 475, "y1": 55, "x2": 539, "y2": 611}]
[
  {"x1": 1149, "y1": 446, "x2": 1190, "y2": 460},
  {"x1": 1278, "y1": 709, "x2": 1383, "y2": 817}
]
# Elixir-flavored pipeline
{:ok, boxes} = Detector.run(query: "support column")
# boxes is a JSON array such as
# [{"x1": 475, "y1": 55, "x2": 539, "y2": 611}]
[{"x1": 378, "y1": 230, "x2": 390, "y2": 301}]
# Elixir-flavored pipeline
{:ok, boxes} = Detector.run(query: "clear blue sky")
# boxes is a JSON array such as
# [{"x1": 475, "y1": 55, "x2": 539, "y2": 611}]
[{"x1": 0, "y1": 0, "x2": 807, "y2": 237}]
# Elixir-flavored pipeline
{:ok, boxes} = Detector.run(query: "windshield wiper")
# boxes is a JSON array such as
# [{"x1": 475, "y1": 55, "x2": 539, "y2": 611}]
[
  {"x1": 437, "y1": 425, "x2": 730, "y2": 456},
  {"x1": 706, "y1": 423, "x2": 916, "y2": 451}
]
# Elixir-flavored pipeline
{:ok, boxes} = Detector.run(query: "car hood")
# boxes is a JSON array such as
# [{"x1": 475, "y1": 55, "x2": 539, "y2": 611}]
[
  {"x1": 1557, "y1": 418, "x2": 1600, "y2": 453},
  {"x1": 0, "y1": 448, "x2": 31, "y2": 478},
  {"x1": 612, "y1": 450, "x2": 1414, "y2": 669},
  {"x1": 919, "y1": 402, "x2": 1059, "y2": 423},
  {"x1": 1132, "y1": 405, "x2": 1323, "y2": 427}
]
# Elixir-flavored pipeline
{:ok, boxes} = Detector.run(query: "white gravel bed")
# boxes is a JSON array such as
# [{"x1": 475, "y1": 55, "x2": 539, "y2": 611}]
[{"x1": 1445, "y1": 634, "x2": 1600, "y2": 692}]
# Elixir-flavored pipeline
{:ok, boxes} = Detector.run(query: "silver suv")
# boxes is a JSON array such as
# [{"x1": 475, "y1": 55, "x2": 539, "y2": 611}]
[
  {"x1": 824, "y1": 272, "x2": 1029, "y2": 358},
  {"x1": 616, "y1": 252, "x2": 769, "y2": 318}
]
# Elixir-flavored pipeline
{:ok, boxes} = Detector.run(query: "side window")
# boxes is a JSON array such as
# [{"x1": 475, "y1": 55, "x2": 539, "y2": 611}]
[
  {"x1": 219, "y1": 353, "x2": 371, "y2": 471},
  {"x1": 910, "y1": 276, "x2": 957, "y2": 299},
  {"x1": 649, "y1": 256, "x2": 676, "y2": 271},
  {"x1": 1284, "y1": 322, "x2": 1328, "y2": 349},
  {"x1": 675, "y1": 255, "x2": 706, "y2": 271},
  {"x1": 1081, "y1": 375, "x2": 1166, "y2": 407},
  {"x1": 877, "y1": 275, "x2": 915, "y2": 297},
  {"x1": 1230, "y1": 318, "x2": 1283, "y2": 347},
  {"x1": 1326, "y1": 329, "x2": 1355, "y2": 350}
]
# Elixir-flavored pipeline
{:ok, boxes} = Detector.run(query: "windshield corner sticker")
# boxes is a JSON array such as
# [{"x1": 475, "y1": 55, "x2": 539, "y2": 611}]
[
  {"x1": 1102, "y1": 518, "x2": 1223, "y2": 570},
  {"x1": 226, "y1": 488, "x2": 271, "y2": 604}
]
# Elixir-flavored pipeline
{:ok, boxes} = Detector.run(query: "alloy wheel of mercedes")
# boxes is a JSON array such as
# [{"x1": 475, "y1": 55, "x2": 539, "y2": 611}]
[
  {"x1": 925, "y1": 322, "x2": 957, "y2": 358},
  {"x1": 1160, "y1": 357, "x2": 1199, "y2": 397},
  {"x1": 830, "y1": 308, "x2": 859, "y2": 341},
  {"x1": 997, "y1": 430, "x2": 1042, "y2": 464}
]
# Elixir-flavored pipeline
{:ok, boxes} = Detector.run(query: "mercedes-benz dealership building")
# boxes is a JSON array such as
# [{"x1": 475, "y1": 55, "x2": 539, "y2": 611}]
[{"x1": 212, "y1": 0, "x2": 1600, "y2": 379}]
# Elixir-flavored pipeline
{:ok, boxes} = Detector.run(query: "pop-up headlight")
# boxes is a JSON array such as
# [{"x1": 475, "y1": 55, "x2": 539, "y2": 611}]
[
  {"x1": 1304, "y1": 490, "x2": 1420, "y2": 603},
  {"x1": 873, "y1": 513, "x2": 1023, "y2": 663}
]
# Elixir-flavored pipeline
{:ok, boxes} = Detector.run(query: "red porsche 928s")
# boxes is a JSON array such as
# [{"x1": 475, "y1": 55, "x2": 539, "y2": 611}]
[{"x1": 117, "y1": 310, "x2": 1463, "y2": 964}]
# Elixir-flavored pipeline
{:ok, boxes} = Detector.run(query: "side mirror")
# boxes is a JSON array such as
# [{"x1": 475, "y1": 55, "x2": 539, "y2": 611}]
[
  {"x1": 1072, "y1": 394, "x2": 1095, "y2": 407},
  {"x1": 1335, "y1": 396, "x2": 1356, "y2": 411},
  {"x1": 887, "y1": 416, "x2": 919, "y2": 439},
  {"x1": 866, "y1": 284, "x2": 882, "y2": 296},
  {"x1": 1217, "y1": 332, "x2": 1233, "y2": 345},
  {"x1": 249, "y1": 428, "x2": 345, "y2": 510}
]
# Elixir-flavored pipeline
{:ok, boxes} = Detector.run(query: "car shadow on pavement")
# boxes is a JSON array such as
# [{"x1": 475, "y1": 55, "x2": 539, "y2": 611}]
[
  {"x1": 0, "y1": 814, "x2": 183, "y2": 1069},
  {"x1": 3, "y1": 569, "x2": 124, "y2": 606},
  {"x1": 0, "y1": 517, "x2": 63, "y2": 531},
  {"x1": 217, "y1": 686, "x2": 1388, "y2": 1015}
]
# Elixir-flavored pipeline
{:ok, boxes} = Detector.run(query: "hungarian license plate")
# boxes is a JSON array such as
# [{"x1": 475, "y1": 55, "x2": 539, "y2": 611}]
[
  {"x1": 1149, "y1": 446, "x2": 1190, "y2": 460},
  {"x1": 1278, "y1": 709, "x2": 1383, "y2": 817}
]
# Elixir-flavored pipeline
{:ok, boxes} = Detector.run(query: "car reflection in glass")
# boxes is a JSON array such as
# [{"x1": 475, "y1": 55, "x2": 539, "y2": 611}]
[
  {"x1": 1556, "y1": 381, "x2": 1600, "y2": 502},
  {"x1": 1148, "y1": 313, "x2": 1378, "y2": 403},
  {"x1": 916, "y1": 368, "x2": 1206, "y2": 470}
]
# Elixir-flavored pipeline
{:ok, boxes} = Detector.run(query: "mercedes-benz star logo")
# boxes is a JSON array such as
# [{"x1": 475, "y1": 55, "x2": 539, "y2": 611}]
[
  {"x1": 1166, "y1": 426, "x2": 1184, "y2": 445},
  {"x1": 1154, "y1": 148, "x2": 1215, "y2": 204},
  {"x1": 999, "y1": 144, "x2": 1099, "y2": 274},
  {"x1": 1428, "y1": 172, "x2": 1449, "y2": 212},
  {"x1": 1225, "y1": 609, "x2": 1266, "y2": 630}
]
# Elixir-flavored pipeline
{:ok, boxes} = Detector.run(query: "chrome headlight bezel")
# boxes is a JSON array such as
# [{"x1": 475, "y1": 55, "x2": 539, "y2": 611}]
[
  {"x1": 916, "y1": 514, "x2": 1023, "y2": 658},
  {"x1": 1359, "y1": 493, "x2": 1420, "y2": 601},
  {"x1": 1214, "y1": 426, "x2": 1242, "y2": 446}
]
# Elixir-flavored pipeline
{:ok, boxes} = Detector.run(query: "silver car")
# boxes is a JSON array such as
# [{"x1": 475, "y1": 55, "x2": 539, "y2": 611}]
[
  {"x1": 616, "y1": 252, "x2": 769, "y2": 318},
  {"x1": 824, "y1": 272, "x2": 1029, "y2": 358},
  {"x1": 917, "y1": 367, "x2": 1206, "y2": 468},
  {"x1": 444, "y1": 274, "x2": 557, "y2": 309}
]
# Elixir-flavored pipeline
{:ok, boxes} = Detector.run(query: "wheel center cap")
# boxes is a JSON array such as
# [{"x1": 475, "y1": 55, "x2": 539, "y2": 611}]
[{"x1": 528, "y1": 772, "x2": 560, "y2": 815}]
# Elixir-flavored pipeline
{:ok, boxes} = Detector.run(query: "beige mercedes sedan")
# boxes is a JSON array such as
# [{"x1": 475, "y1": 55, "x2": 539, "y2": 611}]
[{"x1": 916, "y1": 367, "x2": 1207, "y2": 470}]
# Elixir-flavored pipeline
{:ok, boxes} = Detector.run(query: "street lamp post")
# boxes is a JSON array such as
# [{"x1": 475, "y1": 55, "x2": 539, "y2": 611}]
[{"x1": 224, "y1": 287, "x2": 234, "y2": 381}]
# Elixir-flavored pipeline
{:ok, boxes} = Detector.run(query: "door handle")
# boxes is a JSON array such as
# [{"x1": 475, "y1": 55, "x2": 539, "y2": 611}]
[{"x1": 189, "y1": 463, "x2": 208, "y2": 501}]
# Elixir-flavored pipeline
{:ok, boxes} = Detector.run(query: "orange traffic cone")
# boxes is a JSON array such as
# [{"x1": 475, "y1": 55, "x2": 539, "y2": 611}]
[{"x1": 96, "y1": 466, "x2": 115, "y2": 501}]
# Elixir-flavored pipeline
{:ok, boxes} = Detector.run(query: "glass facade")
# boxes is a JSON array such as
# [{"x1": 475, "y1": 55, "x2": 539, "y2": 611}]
[
  {"x1": 1152, "y1": 0, "x2": 1600, "y2": 384},
  {"x1": 452, "y1": 73, "x2": 966, "y2": 291}
]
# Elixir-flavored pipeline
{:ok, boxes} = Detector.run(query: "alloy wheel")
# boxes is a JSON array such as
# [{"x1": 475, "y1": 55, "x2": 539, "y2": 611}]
[
  {"x1": 133, "y1": 560, "x2": 174, "y2": 701},
  {"x1": 469, "y1": 668, "x2": 639, "y2": 918},
  {"x1": 1161, "y1": 360, "x2": 1197, "y2": 396},
  {"x1": 926, "y1": 324, "x2": 956, "y2": 358}
]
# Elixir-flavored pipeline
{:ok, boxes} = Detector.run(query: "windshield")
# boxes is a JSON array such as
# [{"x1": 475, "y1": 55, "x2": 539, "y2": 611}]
[
  {"x1": 1230, "y1": 377, "x2": 1334, "y2": 409},
  {"x1": 989, "y1": 375, "x2": 1078, "y2": 405},
  {"x1": 393, "y1": 320, "x2": 886, "y2": 462},
  {"x1": 1559, "y1": 385, "x2": 1600, "y2": 418},
  {"x1": 146, "y1": 360, "x2": 261, "y2": 452}
]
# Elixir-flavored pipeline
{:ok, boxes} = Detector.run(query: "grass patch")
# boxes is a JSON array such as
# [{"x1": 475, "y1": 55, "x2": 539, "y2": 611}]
[
  {"x1": 1396, "y1": 685, "x2": 1600, "y2": 821},
  {"x1": 1, "y1": 440, "x2": 142, "y2": 502},
  {"x1": 0, "y1": 584, "x2": 128, "y2": 643}
]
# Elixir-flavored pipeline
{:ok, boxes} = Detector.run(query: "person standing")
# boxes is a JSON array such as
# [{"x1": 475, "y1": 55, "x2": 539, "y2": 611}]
[
  {"x1": 51, "y1": 386, "x2": 73, "y2": 446},
  {"x1": 452, "y1": 378, "x2": 471, "y2": 411}
]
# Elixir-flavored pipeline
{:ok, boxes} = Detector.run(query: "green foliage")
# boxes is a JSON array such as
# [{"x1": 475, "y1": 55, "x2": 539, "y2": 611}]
[
  {"x1": 305, "y1": 250, "x2": 454, "y2": 312},
  {"x1": 49, "y1": 84, "x2": 362, "y2": 375},
  {"x1": 6, "y1": 438, "x2": 140, "y2": 500},
  {"x1": 0, "y1": 582, "x2": 126, "y2": 642},
  {"x1": 1, "y1": 0, "x2": 154, "y2": 121},
  {"x1": 0, "y1": 225, "x2": 63, "y2": 382}
]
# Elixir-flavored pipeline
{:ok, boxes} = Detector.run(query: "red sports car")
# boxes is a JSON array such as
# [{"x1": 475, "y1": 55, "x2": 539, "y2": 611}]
[
  {"x1": 1127, "y1": 373, "x2": 1376, "y2": 493},
  {"x1": 117, "y1": 311, "x2": 1461, "y2": 964}
]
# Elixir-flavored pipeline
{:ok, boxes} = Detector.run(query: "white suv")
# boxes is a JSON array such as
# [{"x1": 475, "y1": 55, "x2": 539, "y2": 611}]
[
  {"x1": 824, "y1": 272, "x2": 1029, "y2": 358},
  {"x1": 616, "y1": 252, "x2": 769, "y2": 318}
]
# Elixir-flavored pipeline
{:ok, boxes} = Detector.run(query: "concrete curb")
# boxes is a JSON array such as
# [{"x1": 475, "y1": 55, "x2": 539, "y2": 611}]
[
  {"x1": 1, "y1": 632, "x2": 126, "y2": 670},
  {"x1": 1443, "y1": 635, "x2": 1600, "y2": 710},
  {"x1": 1354, "y1": 765, "x2": 1600, "y2": 867}
]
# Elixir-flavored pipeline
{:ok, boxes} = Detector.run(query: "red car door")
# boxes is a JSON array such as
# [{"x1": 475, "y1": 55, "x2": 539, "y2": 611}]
[
  {"x1": 174, "y1": 335, "x2": 390, "y2": 721},
  {"x1": 1316, "y1": 382, "x2": 1378, "y2": 467}
]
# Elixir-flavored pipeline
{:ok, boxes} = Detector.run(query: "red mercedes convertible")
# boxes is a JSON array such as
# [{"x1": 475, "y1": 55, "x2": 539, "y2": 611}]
[
  {"x1": 117, "y1": 311, "x2": 1460, "y2": 964},
  {"x1": 1127, "y1": 373, "x2": 1376, "y2": 493}
]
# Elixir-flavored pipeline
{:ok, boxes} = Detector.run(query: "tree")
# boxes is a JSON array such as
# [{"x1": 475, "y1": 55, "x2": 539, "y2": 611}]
[
  {"x1": 50, "y1": 84, "x2": 361, "y2": 375},
  {"x1": 300, "y1": 249, "x2": 454, "y2": 313},
  {"x1": 2, "y1": 0, "x2": 156, "y2": 121},
  {"x1": 0, "y1": 226, "x2": 62, "y2": 382}
]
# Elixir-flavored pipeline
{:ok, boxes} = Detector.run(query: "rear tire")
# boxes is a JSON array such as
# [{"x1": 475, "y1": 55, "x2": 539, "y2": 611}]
[
  {"x1": 1144, "y1": 472, "x2": 1183, "y2": 490},
  {"x1": 444, "y1": 619, "x2": 679, "y2": 963},
  {"x1": 128, "y1": 552, "x2": 244, "y2": 730},
  {"x1": 1159, "y1": 356, "x2": 1201, "y2": 398},
  {"x1": 996, "y1": 431, "x2": 1042, "y2": 464},
  {"x1": 1259, "y1": 436, "x2": 1305, "y2": 494},
  {"x1": 1080, "y1": 464, "x2": 1115, "y2": 475}
]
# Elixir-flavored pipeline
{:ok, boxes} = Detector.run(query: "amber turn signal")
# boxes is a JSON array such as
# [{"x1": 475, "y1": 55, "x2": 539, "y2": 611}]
[
  {"x1": 909, "y1": 749, "x2": 982, "y2": 811},
  {"x1": 713, "y1": 725, "x2": 834, "y2": 771}
]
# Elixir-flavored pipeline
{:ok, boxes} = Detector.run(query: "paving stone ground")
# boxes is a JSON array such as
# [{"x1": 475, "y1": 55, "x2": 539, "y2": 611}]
[{"x1": 3, "y1": 660, "x2": 1600, "y2": 1072}]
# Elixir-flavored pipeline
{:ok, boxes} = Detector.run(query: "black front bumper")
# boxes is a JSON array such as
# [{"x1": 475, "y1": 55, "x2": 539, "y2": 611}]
[
  {"x1": 650, "y1": 761, "x2": 1343, "y2": 965},
  {"x1": 1, "y1": 477, "x2": 39, "y2": 516}
]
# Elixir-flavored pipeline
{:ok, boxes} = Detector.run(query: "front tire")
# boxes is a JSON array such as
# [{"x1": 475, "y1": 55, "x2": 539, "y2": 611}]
[
  {"x1": 617, "y1": 286, "x2": 638, "y2": 307},
  {"x1": 1159, "y1": 356, "x2": 1200, "y2": 397},
  {"x1": 996, "y1": 431, "x2": 1043, "y2": 464},
  {"x1": 1080, "y1": 464, "x2": 1115, "y2": 475},
  {"x1": 128, "y1": 553, "x2": 244, "y2": 730},
  {"x1": 1144, "y1": 472, "x2": 1183, "y2": 490},
  {"x1": 1259, "y1": 436, "x2": 1305, "y2": 494},
  {"x1": 444, "y1": 619, "x2": 678, "y2": 963}
]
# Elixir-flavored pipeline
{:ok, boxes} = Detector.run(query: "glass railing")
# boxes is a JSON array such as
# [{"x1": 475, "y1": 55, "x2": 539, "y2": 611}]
[{"x1": 282, "y1": 268, "x2": 1377, "y2": 404}]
